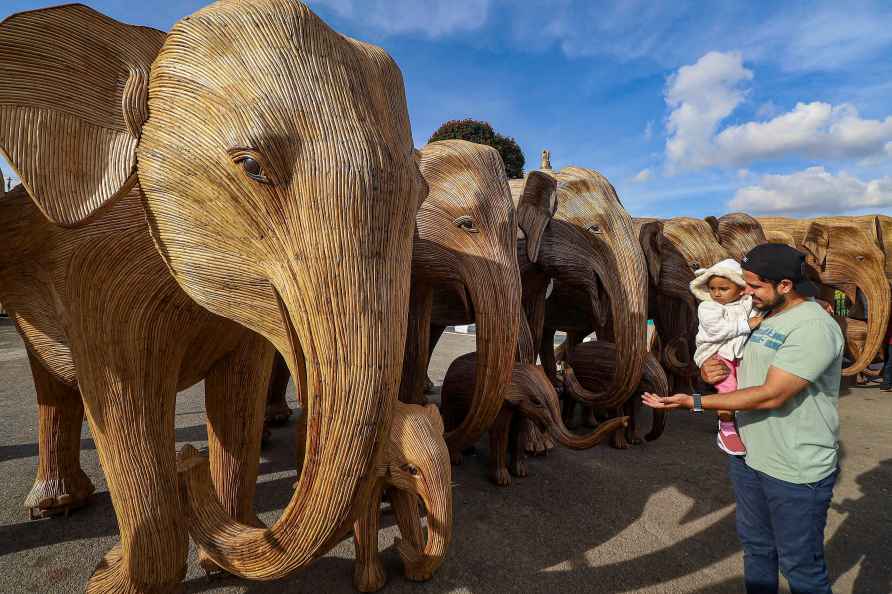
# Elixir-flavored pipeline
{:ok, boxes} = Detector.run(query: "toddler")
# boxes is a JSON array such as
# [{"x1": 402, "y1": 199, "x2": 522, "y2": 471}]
[{"x1": 690, "y1": 258, "x2": 762, "y2": 455}]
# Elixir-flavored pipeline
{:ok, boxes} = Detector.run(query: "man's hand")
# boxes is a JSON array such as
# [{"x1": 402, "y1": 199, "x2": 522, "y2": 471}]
[
  {"x1": 700, "y1": 355, "x2": 729, "y2": 385},
  {"x1": 641, "y1": 392, "x2": 693, "y2": 410},
  {"x1": 748, "y1": 315, "x2": 764, "y2": 330}
]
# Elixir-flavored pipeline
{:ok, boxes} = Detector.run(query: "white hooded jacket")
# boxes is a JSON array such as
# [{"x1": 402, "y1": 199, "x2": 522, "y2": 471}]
[{"x1": 689, "y1": 258, "x2": 755, "y2": 367}]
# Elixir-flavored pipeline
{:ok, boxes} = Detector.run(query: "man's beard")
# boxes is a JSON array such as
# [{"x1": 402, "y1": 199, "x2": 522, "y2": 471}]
[{"x1": 757, "y1": 291, "x2": 786, "y2": 313}]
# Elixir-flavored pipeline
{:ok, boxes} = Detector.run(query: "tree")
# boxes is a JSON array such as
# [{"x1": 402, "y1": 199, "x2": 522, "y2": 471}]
[{"x1": 428, "y1": 119, "x2": 525, "y2": 178}]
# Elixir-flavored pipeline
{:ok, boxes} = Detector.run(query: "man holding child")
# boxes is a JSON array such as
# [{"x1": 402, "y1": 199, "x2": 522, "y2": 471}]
[{"x1": 643, "y1": 243, "x2": 844, "y2": 594}]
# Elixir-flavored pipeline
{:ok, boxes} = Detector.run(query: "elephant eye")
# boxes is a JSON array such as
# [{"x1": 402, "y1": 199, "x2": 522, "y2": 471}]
[
  {"x1": 856, "y1": 255, "x2": 865, "y2": 261},
  {"x1": 690, "y1": 262, "x2": 701, "y2": 270},
  {"x1": 587, "y1": 224, "x2": 602, "y2": 235},
  {"x1": 454, "y1": 215, "x2": 478, "y2": 233},
  {"x1": 229, "y1": 149, "x2": 271, "y2": 184},
  {"x1": 402, "y1": 464, "x2": 419, "y2": 476}
]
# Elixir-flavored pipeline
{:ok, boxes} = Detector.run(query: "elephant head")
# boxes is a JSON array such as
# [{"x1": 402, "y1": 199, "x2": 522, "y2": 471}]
[
  {"x1": 634, "y1": 218, "x2": 699, "y2": 389},
  {"x1": 705, "y1": 212, "x2": 767, "y2": 261},
  {"x1": 514, "y1": 167, "x2": 648, "y2": 408},
  {"x1": 413, "y1": 140, "x2": 522, "y2": 452},
  {"x1": 0, "y1": 2, "x2": 425, "y2": 579},
  {"x1": 799, "y1": 221, "x2": 890, "y2": 376}
]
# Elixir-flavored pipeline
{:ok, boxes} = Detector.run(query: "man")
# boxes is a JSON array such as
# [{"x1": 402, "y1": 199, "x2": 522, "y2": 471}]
[{"x1": 643, "y1": 243, "x2": 843, "y2": 594}]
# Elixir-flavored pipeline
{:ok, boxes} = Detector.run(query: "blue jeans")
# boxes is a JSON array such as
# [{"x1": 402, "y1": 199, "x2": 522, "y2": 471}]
[
  {"x1": 728, "y1": 455, "x2": 837, "y2": 594},
  {"x1": 882, "y1": 344, "x2": 892, "y2": 387}
]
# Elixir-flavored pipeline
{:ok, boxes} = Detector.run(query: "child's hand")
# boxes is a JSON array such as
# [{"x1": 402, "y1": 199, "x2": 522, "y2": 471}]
[{"x1": 748, "y1": 316, "x2": 763, "y2": 330}]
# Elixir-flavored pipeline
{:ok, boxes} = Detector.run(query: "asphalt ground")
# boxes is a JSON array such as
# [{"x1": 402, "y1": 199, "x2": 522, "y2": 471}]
[{"x1": 1, "y1": 318, "x2": 890, "y2": 593}]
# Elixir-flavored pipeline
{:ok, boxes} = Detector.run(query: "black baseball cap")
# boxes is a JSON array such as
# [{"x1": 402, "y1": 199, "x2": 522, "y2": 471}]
[{"x1": 740, "y1": 243, "x2": 820, "y2": 297}]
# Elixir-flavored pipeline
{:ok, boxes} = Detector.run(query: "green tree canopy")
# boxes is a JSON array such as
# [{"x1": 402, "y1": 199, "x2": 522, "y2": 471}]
[{"x1": 428, "y1": 119, "x2": 526, "y2": 179}]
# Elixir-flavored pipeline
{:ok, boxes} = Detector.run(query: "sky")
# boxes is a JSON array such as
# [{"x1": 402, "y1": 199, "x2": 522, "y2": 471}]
[{"x1": 2, "y1": 0, "x2": 891, "y2": 218}]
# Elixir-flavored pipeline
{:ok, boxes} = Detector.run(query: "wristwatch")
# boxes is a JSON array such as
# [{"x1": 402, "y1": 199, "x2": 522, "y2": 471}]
[{"x1": 691, "y1": 393, "x2": 703, "y2": 414}]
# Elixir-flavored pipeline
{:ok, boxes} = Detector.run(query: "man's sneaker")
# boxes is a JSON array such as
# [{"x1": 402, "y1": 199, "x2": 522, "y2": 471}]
[{"x1": 716, "y1": 420, "x2": 746, "y2": 455}]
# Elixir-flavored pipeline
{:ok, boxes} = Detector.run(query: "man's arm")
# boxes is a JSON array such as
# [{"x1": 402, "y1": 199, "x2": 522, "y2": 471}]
[{"x1": 643, "y1": 365, "x2": 809, "y2": 412}]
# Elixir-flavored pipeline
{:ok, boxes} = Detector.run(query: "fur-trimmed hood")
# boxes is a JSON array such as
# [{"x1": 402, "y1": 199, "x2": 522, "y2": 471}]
[{"x1": 689, "y1": 258, "x2": 746, "y2": 302}]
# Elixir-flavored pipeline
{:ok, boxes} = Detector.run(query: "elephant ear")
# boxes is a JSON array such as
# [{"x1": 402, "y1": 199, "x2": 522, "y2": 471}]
[
  {"x1": 638, "y1": 220, "x2": 664, "y2": 287},
  {"x1": 802, "y1": 222, "x2": 830, "y2": 269},
  {"x1": 424, "y1": 403, "x2": 445, "y2": 436},
  {"x1": 0, "y1": 5, "x2": 165, "y2": 226},
  {"x1": 516, "y1": 171, "x2": 557, "y2": 263}
]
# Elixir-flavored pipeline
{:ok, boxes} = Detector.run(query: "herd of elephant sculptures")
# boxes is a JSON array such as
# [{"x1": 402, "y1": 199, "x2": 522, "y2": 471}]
[{"x1": 0, "y1": 2, "x2": 889, "y2": 593}]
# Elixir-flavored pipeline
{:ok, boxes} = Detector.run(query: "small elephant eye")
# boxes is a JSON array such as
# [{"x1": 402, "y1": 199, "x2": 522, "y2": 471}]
[
  {"x1": 402, "y1": 464, "x2": 419, "y2": 476},
  {"x1": 230, "y1": 149, "x2": 271, "y2": 184},
  {"x1": 690, "y1": 262, "x2": 701, "y2": 270},
  {"x1": 856, "y1": 255, "x2": 865, "y2": 261},
  {"x1": 454, "y1": 215, "x2": 478, "y2": 233},
  {"x1": 587, "y1": 224, "x2": 602, "y2": 235}
]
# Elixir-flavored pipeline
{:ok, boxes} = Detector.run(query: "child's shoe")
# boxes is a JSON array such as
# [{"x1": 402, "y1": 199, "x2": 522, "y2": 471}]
[{"x1": 716, "y1": 420, "x2": 746, "y2": 455}]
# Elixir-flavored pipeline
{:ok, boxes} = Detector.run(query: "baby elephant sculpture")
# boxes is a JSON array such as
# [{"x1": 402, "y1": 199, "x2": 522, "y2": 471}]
[
  {"x1": 441, "y1": 353, "x2": 627, "y2": 486},
  {"x1": 352, "y1": 401, "x2": 453, "y2": 592},
  {"x1": 563, "y1": 341, "x2": 670, "y2": 449},
  {"x1": 180, "y1": 401, "x2": 452, "y2": 593}
]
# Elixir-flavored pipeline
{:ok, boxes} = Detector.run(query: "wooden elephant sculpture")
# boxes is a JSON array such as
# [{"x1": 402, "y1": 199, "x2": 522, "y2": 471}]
[
  {"x1": 758, "y1": 217, "x2": 890, "y2": 376},
  {"x1": 440, "y1": 348, "x2": 627, "y2": 486},
  {"x1": 705, "y1": 212, "x2": 767, "y2": 261},
  {"x1": 563, "y1": 341, "x2": 670, "y2": 449},
  {"x1": 352, "y1": 401, "x2": 453, "y2": 592},
  {"x1": 0, "y1": 2, "x2": 424, "y2": 591}
]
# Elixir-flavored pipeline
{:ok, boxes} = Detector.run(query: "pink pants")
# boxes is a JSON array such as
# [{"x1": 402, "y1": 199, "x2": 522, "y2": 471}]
[{"x1": 715, "y1": 356, "x2": 739, "y2": 394}]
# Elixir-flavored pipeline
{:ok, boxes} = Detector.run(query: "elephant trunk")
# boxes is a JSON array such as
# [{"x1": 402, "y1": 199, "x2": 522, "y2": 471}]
[
  {"x1": 841, "y1": 270, "x2": 891, "y2": 376},
  {"x1": 567, "y1": 251, "x2": 648, "y2": 409},
  {"x1": 642, "y1": 355, "x2": 670, "y2": 442},
  {"x1": 395, "y1": 474, "x2": 453, "y2": 582},
  {"x1": 521, "y1": 365, "x2": 628, "y2": 449},
  {"x1": 445, "y1": 259, "x2": 521, "y2": 452},
  {"x1": 178, "y1": 279, "x2": 407, "y2": 580}
]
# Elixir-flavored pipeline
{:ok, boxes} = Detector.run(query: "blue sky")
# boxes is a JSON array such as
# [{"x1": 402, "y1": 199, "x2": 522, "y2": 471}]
[{"x1": 2, "y1": 0, "x2": 891, "y2": 218}]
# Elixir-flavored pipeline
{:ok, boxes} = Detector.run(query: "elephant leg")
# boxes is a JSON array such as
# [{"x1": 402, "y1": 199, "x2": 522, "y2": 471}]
[
  {"x1": 76, "y1": 339, "x2": 186, "y2": 593},
  {"x1": 581, "y1": 404, "x2": 599, "y2": 428},
  {"x1": 24, "y1": 350, "x2": 95, "y2": 519},
  {"x1": 488, "y1": 407, "x2": 513, "y2": 486},
  {"x1": 520, "y1": 417, "x2": 550, "y2": 456},
  {"x1": 391, "y1": 488, "x2": 424, "y2": 552},
  {"x1": 265, "y1": 351, "x2": 292, "y2": 426},
  {"x1": 539, "y1": 326, "x2": 559, "y2": 387},
  {"x1": 562, "y1": 397, "x2": 578, "y2": 429},
  {"x1": 353, "y1": 484, "x2": 387, "y2": 593},
  {"x1": 624, "y1": 398, "x2": 643, "y2": 446},
  {"x1": 201, "y1": 332, "x2": 274, "y2": 572},
  {"x1": 507, "y1": 416, "x2": 528, "y2": 479}
]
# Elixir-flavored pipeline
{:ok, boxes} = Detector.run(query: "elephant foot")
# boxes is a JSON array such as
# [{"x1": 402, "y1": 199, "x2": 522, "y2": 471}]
[
  {"x1": 521, "y1": 423, "x2": 549, "y2": 456},
  {"x1": 542, "y1": 433, "x2": 556, "y2": 451},
  {"x1": 490, "y1": 466, "x2": 511, "y2": 486},
  {"x1": 354, "y1": 557, "x2": 387, "y2": 592},
  {"x1": 196, "y1": 549, "x2": 229, "y2": 578},
  {"x1": 264, "y1": 400, "x2": 293, "y2": 426},
  {"x1": 396, "y1": 539, "x2": 436, "y2": 583},
  {"x1": 88, "y1": 544, "x2": 185, "y2": 594},
  {"x1": 25, "y1": 470, "x2": 95, "y2": 519},
  {"x1": 625, "y1": 428, "x2": 643, "y2": 446},
  {"x1": 508, "y1": 457, "x2": 528, "y2": 478}
]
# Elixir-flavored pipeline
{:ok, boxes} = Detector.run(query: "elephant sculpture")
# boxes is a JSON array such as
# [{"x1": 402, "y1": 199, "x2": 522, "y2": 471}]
[
  {"x1": 439, "y1": 320, "x2": 627, "y2": 486},
  {"x1": 0, "y1": 2, "x2": 425, "y2": 591},
  {"x1": 562, "y1": 341, "x2": 670, "y2": 448},
  {"x1": 632, "y1": 218, "x2": 713, "y2": 394},
  {"x1": 758, "y1": 217, "x2": 890, "y2": 376},
  {"x1": 400, "y1": 140, "x2": 523, "y2": 458},
  {"x1": 705, "y1": 212, "x2": 767, "y2": 261}
]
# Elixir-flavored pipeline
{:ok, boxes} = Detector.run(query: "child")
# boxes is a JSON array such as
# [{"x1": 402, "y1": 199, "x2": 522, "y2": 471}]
[{"x1": 689, "y1": 258, "x2": 763, "y2": 455}]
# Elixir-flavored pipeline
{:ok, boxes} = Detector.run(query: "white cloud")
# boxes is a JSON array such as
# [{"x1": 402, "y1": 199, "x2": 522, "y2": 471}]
[
  {"x1": 633, "y1": 168, "x2": 653, "y2": 183},
  {"x1": 737, "y1": 169, "x2": 751, "y2": 179},
  {"x1": 664, "y1": 52, "x2": 892, "y2": 171},
  {"x1": 308, "y1": 0, "x2": 489, "y2": 37},
  {"x1": 730, "y1": 167, "x2": 892, "y2": 214},
  {"x1": 664, "y1": 51, "x2": 752, "y2": 172},
  {"x1": 644, "y1": 120, "x2": 654, "y2": 140}
]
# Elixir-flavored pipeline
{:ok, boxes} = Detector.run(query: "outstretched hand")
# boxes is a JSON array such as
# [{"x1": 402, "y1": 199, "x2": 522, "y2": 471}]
[{"x1": 641, "y1": 392, "x2": 693, "y2": 410}]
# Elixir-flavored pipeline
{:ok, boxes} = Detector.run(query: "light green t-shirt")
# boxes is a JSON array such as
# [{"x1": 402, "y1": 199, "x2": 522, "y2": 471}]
[{"x1": 736, "y1": 300, "x2": 844, "y2": 484}]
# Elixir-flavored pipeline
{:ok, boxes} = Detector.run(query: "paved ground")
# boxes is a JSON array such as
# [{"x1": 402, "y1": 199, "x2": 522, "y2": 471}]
[{"x1": 1, "y1": 318, "x2": 890, "y2": 593}]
